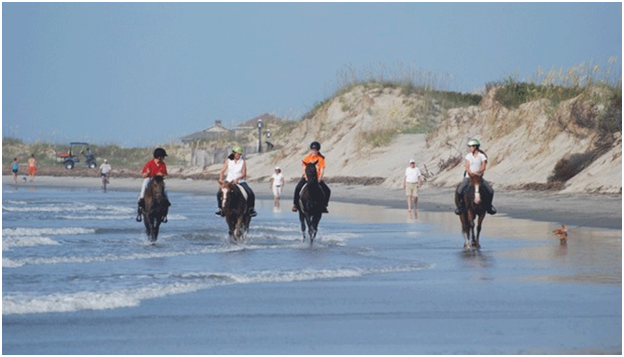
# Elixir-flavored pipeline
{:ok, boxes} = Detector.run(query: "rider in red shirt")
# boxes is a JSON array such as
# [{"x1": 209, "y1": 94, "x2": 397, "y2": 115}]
[{"x1": 137, "y1": 148, "x2": 170, "y2": 219}]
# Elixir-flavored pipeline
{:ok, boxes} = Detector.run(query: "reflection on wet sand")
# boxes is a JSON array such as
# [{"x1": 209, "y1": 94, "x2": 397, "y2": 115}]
[{"x1": 330, "y1": 200, "x2": 622, "y2": 285}]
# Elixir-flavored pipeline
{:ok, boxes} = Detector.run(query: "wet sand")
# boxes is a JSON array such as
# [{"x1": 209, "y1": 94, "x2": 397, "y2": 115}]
[{"x1": 4, "y1": 175, "x2": 621, "y2": 230}]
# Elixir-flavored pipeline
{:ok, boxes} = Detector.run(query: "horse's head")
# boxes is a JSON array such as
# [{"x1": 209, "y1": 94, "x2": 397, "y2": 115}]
[
  {"x1": 220, "y1": 181, "x2": 241, "y2": 209},
  {"x1": 304, "y1": 160, "x2": 318, "y2": 182},
  {"x1": 468, "y1": 174, "x2": 483, "y2": 204}
]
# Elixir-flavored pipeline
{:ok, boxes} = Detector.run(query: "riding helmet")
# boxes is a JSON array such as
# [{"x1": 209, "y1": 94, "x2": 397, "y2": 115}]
[
  {"x1": 153, "y1": 147, "x2": 168, "y2": 158},
  {"x1": 310, "y1": 141, "x2": 321, "y2": 151},
  {"x1": 467, "y1": 138, "x2": 481, "y2": 147},
  {"x1": 232, "y1": 144, "x2": 244, "y2": 154}
]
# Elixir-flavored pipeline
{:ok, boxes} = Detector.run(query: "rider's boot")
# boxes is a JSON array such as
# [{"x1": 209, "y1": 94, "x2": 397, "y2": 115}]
[
  {"x1": 215, "y1": 208, "x2": 224, "y2": 217},
  {"x1": 487, "y1": 204, "x2": 497, "y2": 215},
  {"x1": 249, "y1": 207, "x2": 257, "y2": 217},
  {"x1": 322, "y1": 206, "x2": 329, "y2": 214},
  {"x1": 291, "y1": 205, "x2": 298, "y2": 212},
  {"x1": 454, "y1": 192, "x2": 463, "y2": 215},
  {"x1": 136, "y1": 199, "x2": 145, "y2": 221}
]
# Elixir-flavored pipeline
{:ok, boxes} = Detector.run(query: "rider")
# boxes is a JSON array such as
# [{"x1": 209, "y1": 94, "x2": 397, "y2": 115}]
[
  {"x1": 137, "y1": 148, "x2": 171, "y2": 217},
  {"x1": 454, "y1": 138, "x2": 496, "y2": 215},
  {"x1": 99, "y1": 159, "x2": 112, "y2": 186},
  {"x1": 292, "y1": 141, "x2": 331, "y2": 213},
  {"x1": 215, "y1": 144, "x2": 257, "y2": 217}
]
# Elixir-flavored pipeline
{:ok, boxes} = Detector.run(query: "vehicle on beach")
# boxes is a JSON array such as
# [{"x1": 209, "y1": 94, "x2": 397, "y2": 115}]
[{"x1": 56, "y1": 142, "x2": 97, "y2": 170}]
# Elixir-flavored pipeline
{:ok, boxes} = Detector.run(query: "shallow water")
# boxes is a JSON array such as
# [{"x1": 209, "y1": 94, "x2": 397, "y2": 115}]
[{"x1": 2, "y1": 185, "x2": 621, "y2": 354}]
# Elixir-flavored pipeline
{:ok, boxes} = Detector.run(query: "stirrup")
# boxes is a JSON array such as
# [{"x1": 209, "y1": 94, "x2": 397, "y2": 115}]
[
  {"x1": 487, "y1": 205, "x2": 497, "y2": 215},
  {"x1": 215, "y1": 209, "x2": 223, "y2": 217},
  {"x1": 136, "y1": 207, "x2": 143, "y2": 222}
]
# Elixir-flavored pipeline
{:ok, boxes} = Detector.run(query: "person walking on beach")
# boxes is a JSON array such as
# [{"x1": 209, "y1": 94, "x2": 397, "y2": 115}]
[
  {"x1": 270, "y1": 166, "x2": 285, "y2": 207},
  {"x1": 403, "y1": 158, "x2": 422, "y2": 217},
  {"x1": 10, "y1": 157, "x2": 19, "y2": 184},
  {"x1": 137, "y1": 148, "x2": 170, "y2": 218},
  {"x1": 99, "y1": 159, "x2": 112, "y2": 188},
  {"x1": 215, "y1": 144, "x2": 257, "y2": 217},
  {"x1": 27, "y1": 154, "x2": 37, "y2": 182},
  {"x1": 454, "y1": 138, "x2": 496, "y2": 215},
  {"x1": 292, "y1": 141, "x2": 331, "y2": 213}
]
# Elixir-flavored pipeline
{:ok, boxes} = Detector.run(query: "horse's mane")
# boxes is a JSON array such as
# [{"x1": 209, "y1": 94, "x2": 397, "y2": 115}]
[
  {"x1": 145, "y1": 176, "x2": 167, "y2": 217},
  {"x1": 222, "y1": 181, "x2": 247, "y2": 212},
  {"x1": 463, "y1": 174, "x2": 485, "y2": 213},
  {"x1": 301, "y1": 161, "x2": 324, "y2": 211}
]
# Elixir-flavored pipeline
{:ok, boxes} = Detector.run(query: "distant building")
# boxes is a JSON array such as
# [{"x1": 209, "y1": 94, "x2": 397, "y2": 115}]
[{"x1": 180, "y1": 120, "x2": 233, "y2": 144}]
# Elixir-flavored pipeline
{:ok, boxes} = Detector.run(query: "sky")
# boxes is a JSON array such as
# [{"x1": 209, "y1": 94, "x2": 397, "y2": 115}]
[{"x1": 2, "y1": 2, "x2": 622, "y2": 147}]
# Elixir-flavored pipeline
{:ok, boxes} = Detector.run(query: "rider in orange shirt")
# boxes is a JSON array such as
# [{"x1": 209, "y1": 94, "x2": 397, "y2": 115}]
[{"x1": 292, "y1": 141, "x2": 331, "y2": 213}]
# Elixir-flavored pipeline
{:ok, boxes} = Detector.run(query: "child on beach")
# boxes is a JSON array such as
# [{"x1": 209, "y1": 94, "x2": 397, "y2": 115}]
[
  {"x1": 11, "y1": 158, "x2": 19, "y2": 184},
  {"x1": 27, "y1": 154, "x2": 37, "y2": 182},
  {"x1": 270, "y1": 166, "x2": 285, "y2": 207}
]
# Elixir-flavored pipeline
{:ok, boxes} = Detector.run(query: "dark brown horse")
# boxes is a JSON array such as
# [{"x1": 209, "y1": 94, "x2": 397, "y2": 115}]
[
  {"x1": 456, "y1": 174, "x2": 487, "y2": 249},
  {"x1": 220, "y1": 181, "x2": 251, "y2": 242},
  {"x1": 142, "y1": 175, "x2": 169, "y2": 242},
  {"x1": 297, "y1": 161, "x2": 325, "y2": 245}
]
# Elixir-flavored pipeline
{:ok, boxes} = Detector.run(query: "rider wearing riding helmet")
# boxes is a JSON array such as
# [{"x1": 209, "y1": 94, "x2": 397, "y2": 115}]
[
  {"x1": 454, "y1": 138, "x2": 496, "y2": 215},
  {"x1": 137, "y1": 147, "x2": 171, "y2": 217},
  {"x1": 215, "y1": 144, "x2": 257, "y2": 217},
  {"x1": 292, "y1": 141, "x2": 331, "y2": 213}
]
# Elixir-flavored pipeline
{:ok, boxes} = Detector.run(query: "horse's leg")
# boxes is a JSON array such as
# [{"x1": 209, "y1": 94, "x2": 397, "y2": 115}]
[
  {"x1": 143, "y1": 212, "x2": 152, "y2": 238},
  {"x1": 299, "y1": 212, "x2": 307, "y2": 242},
  {"x1": 152, "y1": 219, "x2": 161, "y2": 242},
  {"x1": 475, "y1": 214, "x2": 484, "y2": 248},
  {"x1": 460, "y1": 213, "x2": 470, "y2": 248}
]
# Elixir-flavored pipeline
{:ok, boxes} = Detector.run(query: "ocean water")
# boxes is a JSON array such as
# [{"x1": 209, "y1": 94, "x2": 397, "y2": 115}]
[
  {"x1": 3, "y1": 184, "x2": 621, "y2": 354},
  {"x1": 2, "y1": 186, "x2": 431, "y2": 316}
]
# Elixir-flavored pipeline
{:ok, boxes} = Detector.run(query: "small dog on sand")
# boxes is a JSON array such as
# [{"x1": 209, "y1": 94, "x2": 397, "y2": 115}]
[{"x1": 552, "y1": 224, "x2": 568, "y2": 245}]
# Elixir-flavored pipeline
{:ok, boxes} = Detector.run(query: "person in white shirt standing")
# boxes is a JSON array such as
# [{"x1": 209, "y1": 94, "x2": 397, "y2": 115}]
[
  {"x1": 403, "y1": 158, "x2": 422, "y2": 218},
  {"x1": 269, "y1": 167, "x2": 285, "y2": 207}
]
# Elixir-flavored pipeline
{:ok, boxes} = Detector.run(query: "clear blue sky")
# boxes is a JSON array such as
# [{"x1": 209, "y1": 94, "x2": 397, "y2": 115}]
[{"x1": 2, "y1": 2, "x2": 621, "y2": 147}]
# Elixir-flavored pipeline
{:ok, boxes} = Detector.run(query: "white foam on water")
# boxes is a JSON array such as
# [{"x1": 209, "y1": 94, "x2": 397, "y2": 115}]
[
  {"x1": 3, "y1": 244, "x2": 246, "y2": 268},
  {"x1": 2, "y1": 227, "x2": 96, "y2": 236},
  {"x1": 3, "y1": 236, "x2": 60, "y2": 251},
  {"x1": 2, "y1": 264, "x2": 431, "y2": 315},
  {"x1": 2, "y1": 203, "x2": 98, "y2": 213}
]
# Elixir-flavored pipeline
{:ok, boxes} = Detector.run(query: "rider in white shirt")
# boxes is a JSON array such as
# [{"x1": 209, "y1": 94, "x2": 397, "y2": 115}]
[
  {"x1": 454, "y1": 138, "x2": 496, "y2": 215},
  {"x1": 215, "y1": 145, "x2": 257, "y2": 217}
]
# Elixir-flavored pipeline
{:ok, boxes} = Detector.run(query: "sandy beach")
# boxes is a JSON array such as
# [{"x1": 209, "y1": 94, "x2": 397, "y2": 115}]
[{"x1": 4, "y1": 175, "x2": 621, "y2": 230}]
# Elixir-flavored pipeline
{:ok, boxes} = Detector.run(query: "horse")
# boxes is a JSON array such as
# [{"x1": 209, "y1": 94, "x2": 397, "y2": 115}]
[
  {"x1": 141, "y1": 175, "x2": 169, "y2": 242},
  {"x1": 220, "y1": 181, "x2": 251, "y2": 242},
  {"x1": 297, "y1": 161, "x2": 325, "y2": 245},
  {"x1": 456, "y1": 174, "x2": 488, "y2": 249}
]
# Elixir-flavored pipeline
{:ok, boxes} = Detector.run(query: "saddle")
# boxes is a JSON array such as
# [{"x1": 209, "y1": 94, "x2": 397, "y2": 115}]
[{"x1": 235, "y1": 184, "x2": 248, "y2": 201}]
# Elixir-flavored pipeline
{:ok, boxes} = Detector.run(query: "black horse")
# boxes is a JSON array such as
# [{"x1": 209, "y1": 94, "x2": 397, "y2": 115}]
[
  {"x1": 297, "y1": 161, "x2": 325, "y2": 245},
  {"x1": 220, "y1": 181, "x2": 251, "y2": 242},
  {"x1": 456, "y1": 174, "x2": 487, "y2": 249},
  {"x1": 141, "y1": 175, "x2": 169, "y2": 242}
]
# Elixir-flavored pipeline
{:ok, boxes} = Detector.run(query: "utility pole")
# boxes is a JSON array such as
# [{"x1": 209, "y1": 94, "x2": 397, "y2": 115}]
[{"x1": 257, "y1": 119, "x2": 263, "y2": 153}]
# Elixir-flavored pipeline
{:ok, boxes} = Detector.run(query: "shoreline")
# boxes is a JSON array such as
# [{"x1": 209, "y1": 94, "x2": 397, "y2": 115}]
[{"x1": 3, "y1": 175, "x2": 622, "y2": 230}]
